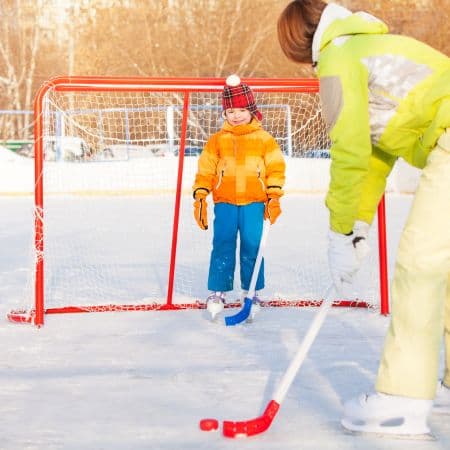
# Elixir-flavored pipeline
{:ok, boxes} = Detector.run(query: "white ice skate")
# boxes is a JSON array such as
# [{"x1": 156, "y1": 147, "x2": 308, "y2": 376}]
[
  {"x1": 206, "y1": 292, "x2": 225, "y2": 320},
  {"x1": 433, "y1": 380, "x2": 450, "y2": 415},
  {"x1": 241, "y1": 290, "x2": 262, "y2": 323},
  {"x1": 341, "y1": 392, "x2": 434, "y2": 440}
]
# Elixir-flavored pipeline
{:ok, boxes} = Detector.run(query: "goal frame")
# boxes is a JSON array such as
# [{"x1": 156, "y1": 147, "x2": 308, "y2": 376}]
[{"x1": 8, "y1": 76, "x2": 390, "y2": 326}]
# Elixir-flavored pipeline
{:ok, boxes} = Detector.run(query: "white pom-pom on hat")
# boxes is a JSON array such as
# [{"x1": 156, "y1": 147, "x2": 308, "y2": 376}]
[{"x1": 226, "y1": 74, "x2": 241, "y2": 87}]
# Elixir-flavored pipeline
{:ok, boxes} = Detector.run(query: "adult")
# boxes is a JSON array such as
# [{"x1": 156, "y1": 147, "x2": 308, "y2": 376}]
[{"x1": 277, "y1": 0, "x2": 450, "y2": 438}]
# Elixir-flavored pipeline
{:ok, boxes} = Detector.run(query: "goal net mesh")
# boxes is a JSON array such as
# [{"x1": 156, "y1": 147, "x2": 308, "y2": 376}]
[{"x1": 14, "y1": 79, "x2": 382, "y2": 322}]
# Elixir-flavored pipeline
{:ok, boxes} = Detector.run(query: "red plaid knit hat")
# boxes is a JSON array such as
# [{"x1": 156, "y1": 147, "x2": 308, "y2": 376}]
[{"x1": 222, "y1": 75, "x2": 263, "y2": 121}]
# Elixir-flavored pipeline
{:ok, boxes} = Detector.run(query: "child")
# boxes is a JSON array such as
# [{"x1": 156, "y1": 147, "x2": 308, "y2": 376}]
[
  {"x1": 192, "y1": 75, "x2": 286, "y2": 318},
  {"x1": 278, "y1": 0, "x2": 450, "y2": 438}
]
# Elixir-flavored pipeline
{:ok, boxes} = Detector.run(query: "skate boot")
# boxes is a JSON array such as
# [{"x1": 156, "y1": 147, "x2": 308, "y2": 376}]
[
  {"x1": 341, "y1": 392, "x2": 433, "y2": 439},
  {"x1": 206, "y1": 291, "x2": 226, "y2": 320},
  {"x1": 433, "y1": 380, "x2": 450, "y2": 415}
]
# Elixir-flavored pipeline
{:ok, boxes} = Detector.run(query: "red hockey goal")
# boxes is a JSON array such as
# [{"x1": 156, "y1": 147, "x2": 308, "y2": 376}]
[{"x1": 8, "y1": 76, "x2": 389, "y2": 326}]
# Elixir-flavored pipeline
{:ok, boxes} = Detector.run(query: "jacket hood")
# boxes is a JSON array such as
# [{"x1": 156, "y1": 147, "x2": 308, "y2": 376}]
[{"x1": 312, "y1": 3, "x2": 389, "y2": 64}]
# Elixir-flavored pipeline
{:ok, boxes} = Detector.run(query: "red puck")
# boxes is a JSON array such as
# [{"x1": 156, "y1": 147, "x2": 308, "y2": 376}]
[{"x1": 199, "y1": 418, "x2": 219, "y2": 432}]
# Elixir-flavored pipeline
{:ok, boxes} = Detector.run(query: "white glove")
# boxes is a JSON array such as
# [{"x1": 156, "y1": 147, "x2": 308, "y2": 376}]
[
  {"x1": 328, "y1": 230, "x2": 360, "y2": 293},
  {"x1": 352, "y1": 220, "x2": 371, "y2": 261}
]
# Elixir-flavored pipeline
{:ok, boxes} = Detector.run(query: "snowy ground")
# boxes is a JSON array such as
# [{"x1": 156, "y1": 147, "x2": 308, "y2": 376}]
[{"x1": 0, "y1": 193, "x2": 449, "y2": 450}]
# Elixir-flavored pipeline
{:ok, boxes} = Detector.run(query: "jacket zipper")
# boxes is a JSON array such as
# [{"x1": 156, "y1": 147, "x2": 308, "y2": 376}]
[
  {"x1": 257, "y1": 166, "x2": 266, "y2": 191},
  {"x1": 215, "y1": 169, "x2": 224, "y2": 189}
]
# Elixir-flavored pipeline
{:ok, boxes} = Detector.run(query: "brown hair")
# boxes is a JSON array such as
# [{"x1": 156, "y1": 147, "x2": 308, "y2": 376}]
[{"x1": 277, "y1": 0, "x2": 327, "y2": 64}]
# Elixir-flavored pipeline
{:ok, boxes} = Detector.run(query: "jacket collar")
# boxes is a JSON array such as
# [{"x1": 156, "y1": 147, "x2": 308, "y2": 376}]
[{"x1": 222, "y1": 118, "x2": 262, "y2": 135}]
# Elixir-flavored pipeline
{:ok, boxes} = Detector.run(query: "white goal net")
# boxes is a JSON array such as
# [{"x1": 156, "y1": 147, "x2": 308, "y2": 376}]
[{"x1": 9, "y1": 77, "x2": 386, "y2": 326}]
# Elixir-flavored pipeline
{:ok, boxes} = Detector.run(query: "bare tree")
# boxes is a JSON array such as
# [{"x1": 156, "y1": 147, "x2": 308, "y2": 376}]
[
  {"x1": 0, "y1": 0, "x2": 75, "y2": 140},
  {"x1": 71, "y1": 0, "x2": 311, "y2": 78},
  {"x1": 0, "y1": 0, "x2": 448, "y2": 142},
  {"x1": 0, "y1": 1, "x2": 43, "y2": 138}
]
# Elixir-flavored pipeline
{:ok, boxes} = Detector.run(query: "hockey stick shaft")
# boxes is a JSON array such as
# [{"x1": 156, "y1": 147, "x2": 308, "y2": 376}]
[
  {"x1": 246, "y1": 220, "x2": 270, "y2": 299},
  {"x1": 224, "y1": 220, "x2": 270, "y2": 326},
  {"x1": 273, "y1": 284, "x2": 334, "y2": 403}
]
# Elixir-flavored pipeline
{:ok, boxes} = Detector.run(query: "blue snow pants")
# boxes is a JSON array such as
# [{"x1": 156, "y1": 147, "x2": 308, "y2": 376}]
[{"x1": 207, "y1": 202, "x2": 265, "y2": 292}]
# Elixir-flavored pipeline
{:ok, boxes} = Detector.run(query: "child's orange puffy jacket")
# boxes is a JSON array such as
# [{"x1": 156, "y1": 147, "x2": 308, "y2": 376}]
[{"x1": 193, "y1": 119, "x2": 286, "y2": 205}]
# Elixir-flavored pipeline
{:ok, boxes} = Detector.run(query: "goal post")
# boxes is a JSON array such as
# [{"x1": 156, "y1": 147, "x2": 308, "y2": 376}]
[{"x1": 8, "y1": 76, "x2": 389, "y2": 326}]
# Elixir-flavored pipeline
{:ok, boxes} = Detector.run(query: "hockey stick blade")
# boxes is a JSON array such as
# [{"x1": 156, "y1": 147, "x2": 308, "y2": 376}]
[
  {"x1": 223, "y1": 400, "x2": 280, "y2": 438},
  {"x1": 224, "y1": 297, "x2": 252, "y2": 326}
]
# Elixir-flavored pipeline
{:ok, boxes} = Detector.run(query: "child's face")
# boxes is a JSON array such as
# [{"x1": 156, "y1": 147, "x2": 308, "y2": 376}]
[{"x1": 224, "y1": 108, "x2": 252, "y2": 126}]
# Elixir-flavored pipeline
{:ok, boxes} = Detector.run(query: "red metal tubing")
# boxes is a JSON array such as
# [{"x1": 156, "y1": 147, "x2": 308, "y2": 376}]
[
  {"x1": 32, "y1": 79, "x2": 58, "y2": 327},
  {"x1": 165, "y1": 92, "x2": 191, "y2": 307},
  {"x1": 41, "y1": 75, "x2": 320, "y2": 91}
]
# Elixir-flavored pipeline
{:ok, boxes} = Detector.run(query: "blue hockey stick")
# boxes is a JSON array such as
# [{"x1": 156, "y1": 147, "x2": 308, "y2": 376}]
[{"x1": 225, "y1": 220, "x2": 271, "y2": 326}]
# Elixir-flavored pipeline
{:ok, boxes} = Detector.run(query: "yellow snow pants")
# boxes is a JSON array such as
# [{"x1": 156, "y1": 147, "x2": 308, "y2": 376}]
[{"x1": 376, "y1": 129, "x2": 450, "y2": 399}]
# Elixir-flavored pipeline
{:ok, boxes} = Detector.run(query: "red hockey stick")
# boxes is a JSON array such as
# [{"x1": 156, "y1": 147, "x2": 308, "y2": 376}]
[{"x1": 220, "y1": 285, "x2": 335, "y2": 438}]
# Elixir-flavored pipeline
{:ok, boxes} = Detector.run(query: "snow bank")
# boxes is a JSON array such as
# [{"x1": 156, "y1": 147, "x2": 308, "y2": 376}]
[
  {"x1": 0, "y1": 154, "x2": 420, "y2": 195},
  {"x1": 0, "y1": 145, "x2": 30, "y2": 163}
]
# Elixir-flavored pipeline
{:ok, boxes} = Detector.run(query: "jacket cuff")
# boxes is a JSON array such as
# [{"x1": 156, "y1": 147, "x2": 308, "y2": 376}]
[
  {"x1": 266, "y1": 185, "x2": 284, "y2": 198},
  {"x1": 193, "y1": 187, "x2": 210, "y2": 199}
]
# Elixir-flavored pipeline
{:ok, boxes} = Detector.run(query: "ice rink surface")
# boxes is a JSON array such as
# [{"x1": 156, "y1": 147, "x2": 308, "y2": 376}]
[{"x1": 0, "y1": 193, "x2": 448, "y2": 450}]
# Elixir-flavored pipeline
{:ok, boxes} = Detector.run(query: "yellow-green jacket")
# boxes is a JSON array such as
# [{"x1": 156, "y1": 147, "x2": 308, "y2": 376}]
[
  {"x1": 314, "y1": 3, "x2": 450, "y2": 234},
  {"x1": 192, "y1": 119, "x2": 285, "y2": 205}
]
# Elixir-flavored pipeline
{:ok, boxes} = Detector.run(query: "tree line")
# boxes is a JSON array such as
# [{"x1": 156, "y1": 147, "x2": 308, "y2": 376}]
[{"x1": 0, "y1": 0, "x2": 448, "y2": 140}]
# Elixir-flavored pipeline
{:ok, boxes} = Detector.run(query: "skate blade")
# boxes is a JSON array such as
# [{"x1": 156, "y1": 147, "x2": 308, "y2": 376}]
[
  {"x1": 206, "y1": 311, "x2": 223, "y2": 323},
  {"x1": 206, "y1": 303, "x2": 224, "y2": 322},
  {"x1": 432, "y1": 405, "x2": 450, "y2": 415},
  {"x1": 245, "y1": 313, "x2": 258, "y2": 324},
  {"x1": 341, "y1": 419, "x2": 436, "y2": 441},
  {"x1": 245, "y1": 305, "x2": 261, "y2": 323}
]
